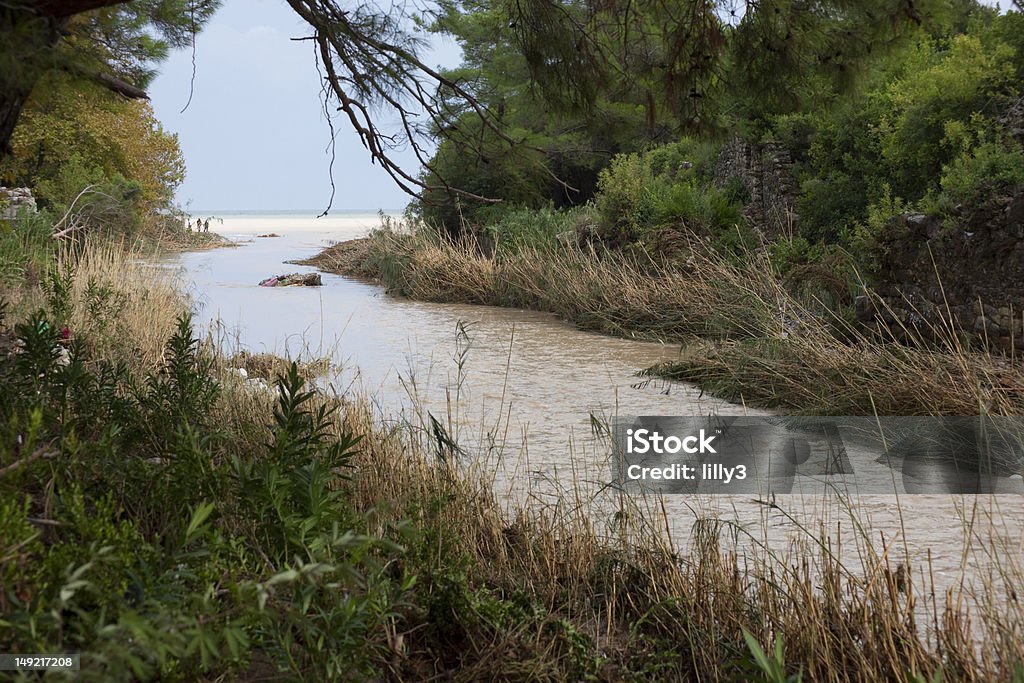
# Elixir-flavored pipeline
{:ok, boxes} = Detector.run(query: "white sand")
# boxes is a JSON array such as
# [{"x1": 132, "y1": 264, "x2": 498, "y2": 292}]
[{"x1": 183, "y1": 211, "x2": 402, "y2": 239}]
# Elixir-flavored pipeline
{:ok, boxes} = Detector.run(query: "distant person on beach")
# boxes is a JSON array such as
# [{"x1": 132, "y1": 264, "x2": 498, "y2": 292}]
[{"x1": 204, "y1": 219, "x2": 210, "y2": 233}]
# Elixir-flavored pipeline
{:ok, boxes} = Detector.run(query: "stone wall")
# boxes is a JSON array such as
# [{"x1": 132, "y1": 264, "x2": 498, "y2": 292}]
[
  {"x1": 857, "y1": 189, "x2": 1024, "y2": 351},
  {"x1": 0, "y1": 187, "x2": 37, "y2": 221},
  {"x1": 709, "y1": 133, "x2": 1024, "y2": 352},
  {"x1": 714, "y1": 136, "x2": 799, "y2": 240}
]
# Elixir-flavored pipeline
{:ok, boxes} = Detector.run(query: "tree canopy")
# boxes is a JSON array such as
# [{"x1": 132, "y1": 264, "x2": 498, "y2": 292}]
[
  {"x1": 0, "y1": 0, "x2": 219, "y2": 159},
  {"x1": 2, "y1": 0, "x2": 1017, "y2": 225}
]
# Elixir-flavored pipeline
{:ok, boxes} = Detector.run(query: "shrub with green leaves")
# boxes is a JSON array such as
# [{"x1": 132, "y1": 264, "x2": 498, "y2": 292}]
[
  {"x1": 482, "y1": 203, "x2": 577, "y2": 255},
  {"x1": 593, "y1": 139, "x2": 743, "y2": 246},
  {"x1": 940, "y1": 137, "x2": 1024, "y2": 207},
  {"x1": 0, "y1": 302, "x2": 410, "y2": 680}
]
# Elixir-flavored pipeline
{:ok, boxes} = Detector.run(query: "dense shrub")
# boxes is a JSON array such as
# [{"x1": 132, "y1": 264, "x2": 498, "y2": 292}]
[
  {"x1": 593, "y1": 138, "x2": 742, "y2": 246},
  {"x1": 940, "y1": 136, "x2": 1024, "y2": 206},
  {"x1": 0, "y1": 301, "x2": 406, "y2": 680},
  {"x1": 773, "y1": 13, "x2": 1023, "y2": 245}
]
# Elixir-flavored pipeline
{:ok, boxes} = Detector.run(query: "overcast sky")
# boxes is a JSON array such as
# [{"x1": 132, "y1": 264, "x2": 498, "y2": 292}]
[{"x1": 148, "y1": 1, "x2": 459, "y2": 214}]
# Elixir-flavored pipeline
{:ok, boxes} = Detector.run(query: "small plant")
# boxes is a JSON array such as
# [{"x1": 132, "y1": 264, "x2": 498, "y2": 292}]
[{"x1": 743, "y1": 629, "x2": 803, "y2": 683}]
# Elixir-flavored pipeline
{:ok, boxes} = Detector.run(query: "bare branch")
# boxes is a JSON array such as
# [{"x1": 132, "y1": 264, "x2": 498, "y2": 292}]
[
  {"x1": 283, "y1": 0, "x2": 579, "y2": 209},
  {"x1": 91, "y1": 70, "x2": 148, "y2": 98}
]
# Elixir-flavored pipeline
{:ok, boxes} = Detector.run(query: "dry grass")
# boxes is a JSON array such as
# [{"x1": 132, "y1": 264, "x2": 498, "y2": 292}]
[
  {"x1": 275, "y1": 383, "x2": 1024, "y2": 681},
  {"x1": 327, "y1": 228, "x2": 1024, "y2": 416},
  {"x1": 294, "y1": 236, "x2": 381, "y2": 281},
  {"x1": 221, "y1": 348, "x2": 331, "y2": 382},
  {"x1": 52, "y1": 240, "x2": 190, "y2": 372}
]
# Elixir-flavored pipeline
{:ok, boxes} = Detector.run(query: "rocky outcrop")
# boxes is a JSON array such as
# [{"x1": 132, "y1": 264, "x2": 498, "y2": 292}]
[
  {"x1": 999, "y1": 94, "x2": 1024, "y2": 145},
  {"x1": 857, "y1": 188, "x2": 1024, "y2": 351},
  {"x1": 714, "y1": 137, "x2": 799, "y2": 240},
  {"x1": 0, "y1": 187, "x2": 37, "y2": 221}
]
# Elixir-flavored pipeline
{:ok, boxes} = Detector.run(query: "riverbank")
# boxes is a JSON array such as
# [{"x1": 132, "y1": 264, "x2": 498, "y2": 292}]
[
  {"x1": 1, "y1": 232, "x2": 1022, "y2": 680},
  {"x1": 305, "y1": 228, "x2": 1024, "y2": 417}
]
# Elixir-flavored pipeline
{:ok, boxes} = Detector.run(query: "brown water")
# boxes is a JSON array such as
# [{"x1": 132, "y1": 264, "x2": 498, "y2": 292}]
[{"x1": 165, "y1": 212, "x2": 1024, "y2": 632}]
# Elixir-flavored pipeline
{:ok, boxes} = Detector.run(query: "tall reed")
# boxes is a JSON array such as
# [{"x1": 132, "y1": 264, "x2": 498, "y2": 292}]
[{"x1": 329, "y1": 228, "x2": 1024, "y2": 416}]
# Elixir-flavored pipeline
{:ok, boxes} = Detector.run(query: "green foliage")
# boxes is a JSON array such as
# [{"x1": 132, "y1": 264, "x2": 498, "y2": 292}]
[
  {"x1": 416, "y1": 126, "x2": 556, "y2": 232},
  {"x1": 842, "y1": 185, "x2": 912, "y2": 273},
  {"x1": 0, "y1": 294, "x2": 402, "y2": 680},
  {"x1": 594, "y1": 152, "x2": 661, "y2": 243},
  {"x1": 2, "y1": 72, "x2": 186, "y2": 238},
  {"x1": 593, "y1": 139, "x2": 743, "y2": 246},
  {"x1": 483, "y1": 204, "x2": 577, "y2": 254},
  {"x1": 876, "y1": 33, "x2": 1018, "y2": 201},
  {"x1": 776, "y1": 13, "x2": 1024, "y2": 244},
  {"x1": 769, "y1": 236, "x2": 822, "y2": 277},
  {"x1": 742, "y1": 629, "x2": 803, "y2": 683},
  {"x1": 940, "y1": 136, "x2": 1024, "y2": 206},
  {"x1": 232, "y1": 363, "x2": 362, "y2": 562}
]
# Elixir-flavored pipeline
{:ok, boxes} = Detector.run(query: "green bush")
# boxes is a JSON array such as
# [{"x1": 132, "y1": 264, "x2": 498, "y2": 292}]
[
  {"x1": 34, "y1": 154, "x2": 145, "y2": 238},
  {"x1": 594, "y1": 151, "x2": 663, "y2": 243},
  {"x1": 594, "y1": 139, "x2": 742, "y2": 246},
  {"x1": 483, "y1": 203, "x2": 576, "y2": 255},
  {"x1": 940, "y1": 137, "x2": 1024, "y2": 207},
  {"x1": 772, "y1": 20, "x2": 1022, "y2": 245},
  {"x1": 0, "y1": 300, "x2": 408, "y2": 680}
]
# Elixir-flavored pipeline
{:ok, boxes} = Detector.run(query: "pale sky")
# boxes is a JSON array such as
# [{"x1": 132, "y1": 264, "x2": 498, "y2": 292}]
[{"x1": 148, "y1": 1, "x2": 459, "y2": 214}]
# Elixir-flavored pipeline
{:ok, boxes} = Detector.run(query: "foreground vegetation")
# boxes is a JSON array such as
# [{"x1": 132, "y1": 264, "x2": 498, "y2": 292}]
[{"x1": 2, "y1": 233, "x2": 1024, "y2": 681}]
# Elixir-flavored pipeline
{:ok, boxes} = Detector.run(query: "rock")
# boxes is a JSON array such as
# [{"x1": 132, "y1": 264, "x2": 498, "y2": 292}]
[
  {"x1": 0, "y1": 186, "x2": 38, "y2": 221},
  {"x1": 1008, "y1": 193, "x2": 1024, "y2": 227},
  {"x1": 258, "y1": 272, "x2": 322, "y2": 287}
]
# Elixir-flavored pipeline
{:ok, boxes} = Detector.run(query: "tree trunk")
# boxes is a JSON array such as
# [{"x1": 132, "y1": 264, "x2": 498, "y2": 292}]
[{"x1": 0, "y1": 88, "x2": 33, "y2": 162}]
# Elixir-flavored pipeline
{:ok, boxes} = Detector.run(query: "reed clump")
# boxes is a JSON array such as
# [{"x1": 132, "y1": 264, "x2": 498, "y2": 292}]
[
  {"x1": 258, "y1": 371, "x2": 1024, "y2": 682},
  {"x1": 321, "y1": 226, "x2": 1024, "y2": 416}
]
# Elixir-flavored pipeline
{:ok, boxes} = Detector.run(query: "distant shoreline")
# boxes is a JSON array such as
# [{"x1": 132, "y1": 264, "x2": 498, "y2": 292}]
[{"x1": 184, "y1": 208, "x2": 404, "y2": 217}]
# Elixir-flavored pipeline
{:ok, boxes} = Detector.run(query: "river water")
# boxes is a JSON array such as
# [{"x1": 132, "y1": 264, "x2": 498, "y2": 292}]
[{"x1": 167, "y1": 211, "x2": 1023, "y2": 632}]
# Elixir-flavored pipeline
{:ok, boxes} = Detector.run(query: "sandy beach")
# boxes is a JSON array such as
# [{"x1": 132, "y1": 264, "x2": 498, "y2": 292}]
[{"x1": 183, "y1": 210, "x2": 401, "y2": 239}]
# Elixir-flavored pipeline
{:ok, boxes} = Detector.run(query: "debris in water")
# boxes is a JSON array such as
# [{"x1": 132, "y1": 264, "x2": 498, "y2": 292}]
[{"x1": 258, "y1": 272, "x2": 322, "y2": 287}]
